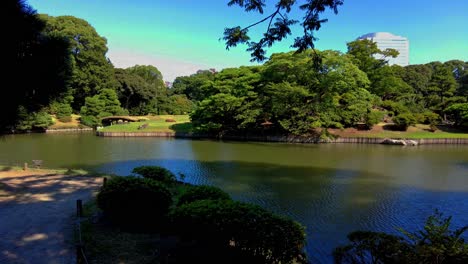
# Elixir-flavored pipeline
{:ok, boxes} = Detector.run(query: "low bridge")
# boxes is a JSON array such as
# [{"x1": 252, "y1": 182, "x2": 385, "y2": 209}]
[{"x1": 101, "y1": 116, "x2": 139, "y2": 126}]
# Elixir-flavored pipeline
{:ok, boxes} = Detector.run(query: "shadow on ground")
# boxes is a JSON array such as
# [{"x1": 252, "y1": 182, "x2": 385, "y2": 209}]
[{"x1": 0, "y1": 171, "x2": 102, "y2": 264}]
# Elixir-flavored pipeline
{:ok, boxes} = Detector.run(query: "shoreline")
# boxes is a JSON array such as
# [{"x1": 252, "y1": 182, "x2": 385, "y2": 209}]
[
  {"x1": 95, "y1": 131, "x2": 468, "y2": 145},
  {"x1": 45, "y1": 127, "x2": 93, "y2": 133}
]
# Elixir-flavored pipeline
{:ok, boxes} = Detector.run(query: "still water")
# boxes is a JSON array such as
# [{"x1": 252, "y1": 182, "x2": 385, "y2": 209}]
[{"x1": 1, "y1": 133, "x2": 467, "y2": 263}]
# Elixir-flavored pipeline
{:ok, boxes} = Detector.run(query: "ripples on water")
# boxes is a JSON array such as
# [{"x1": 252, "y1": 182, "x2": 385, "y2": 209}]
[{"x1": 1, "y1": 134, "x2": 468, "y2": 263}]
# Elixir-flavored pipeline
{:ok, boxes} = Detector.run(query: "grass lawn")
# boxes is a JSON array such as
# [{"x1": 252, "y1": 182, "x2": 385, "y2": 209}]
[
  {"x1": 99, "y1": 115, "x2": 192, "y2": 133},
  {"x1": 330, "y1": 123, "x2": 468, "y2": 139},
  {"x1": 0, "y1": 165, "x2": 89, "y2": 175},
  {"x1": 49, "y1": 114, "x2": 90, "y2": 129}
]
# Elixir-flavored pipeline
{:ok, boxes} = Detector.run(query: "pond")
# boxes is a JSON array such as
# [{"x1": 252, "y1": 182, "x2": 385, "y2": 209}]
[{"x1": 1, "y1": 133, "x2": 467, "y2": 263}]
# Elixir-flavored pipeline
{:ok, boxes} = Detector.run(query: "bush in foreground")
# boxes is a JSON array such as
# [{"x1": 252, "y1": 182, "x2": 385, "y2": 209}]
[
  {"x1": 97, "y1": 176, "x2": 172, "y2": 229},
  {"x1": 177, "y1": 185, "x2": 231, "y2": 206},
  {"x1": 132, "y1": 166, "x2": 176, "y2": 184},
  {"x1": 334, "y1": 210, "x2": 468, "y2": 264},
  {"x1": 170, "y1": 200, "x2": 307, "y2": 264},
  {"x1": 393, "y1": 113, "x2": 417, "y2": 131}
]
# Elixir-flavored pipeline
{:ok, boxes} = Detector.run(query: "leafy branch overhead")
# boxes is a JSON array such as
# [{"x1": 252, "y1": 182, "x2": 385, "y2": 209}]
[{"x1": 223, "y1": 0, "x2": 344, "y2": 62}]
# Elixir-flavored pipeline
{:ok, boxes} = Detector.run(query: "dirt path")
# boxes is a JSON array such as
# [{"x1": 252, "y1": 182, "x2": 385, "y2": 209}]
[{"x1": 0, "y1": 170, "x2": 102, "y2": 264}]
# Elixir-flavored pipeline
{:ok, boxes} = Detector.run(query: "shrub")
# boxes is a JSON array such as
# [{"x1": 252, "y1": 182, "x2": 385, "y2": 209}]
[
  {"x1": 365, "y1": 110, "x2": 384, "y2": 129},
  {"x1": 97, "y1": 176, "x2": 172, "y2": 229},
  {"x1": 393, "y1": 113, "x2": 416, "y2": 131},
  {"x1": 165, "y1": 118, "x2": 176, "y2": 122},
  {"x1": 420, "y1": 111, "x2": 440, "y2": 125},
  {"x1": 132, "y1": 166, "x2": 176, "y2": 184},
  {"x1": 334, "y1": 211, "x2": 468, "y2": 264},
  {"x1": 80, "y1": 115, "x2": 100, "y2": 127},
  {"x1": 177, "y1": 185, "x2": 231, "y2": 206},
  {"x1": 56, "y1": 103, "x2": 73, "y2": 123},
  {"x1": 333, "y1": 231, "x2": 410, "y2": 264},
  {"x1": 170, "y1": 200, "x2": 307, "y2": 264},
  {"x1": 381, "y1": 101, "x2": 409, "y2": 116},
  {"x1": 32, "y1": 111, "x2": 54, "y2": 129}
]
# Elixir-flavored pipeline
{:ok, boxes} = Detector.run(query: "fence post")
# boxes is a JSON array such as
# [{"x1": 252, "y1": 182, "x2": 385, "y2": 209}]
[
  {"x1": 23, "y1": 163, "x2": 28, "y2": 171},
  {"x1": 103, "y1": 177, "x2": 107, "y2": 187},
  {"x1": 76, "y1": 244, "x2": 83, "y2": 264},
  {"x1": 76, "y1": 199, "x2": 83, "y2": 218}
]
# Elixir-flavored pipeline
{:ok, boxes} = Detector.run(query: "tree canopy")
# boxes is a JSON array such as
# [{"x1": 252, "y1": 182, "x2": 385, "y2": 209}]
[
  {"x1": 2, "y1": 0, "x2": 71, "y2": 131},
  {"x1": 223, "y1": 0, "x2": 344, "y2": 62},
  {"x1": 40, "y1": 14, "x2": 116, "y2": 110}
]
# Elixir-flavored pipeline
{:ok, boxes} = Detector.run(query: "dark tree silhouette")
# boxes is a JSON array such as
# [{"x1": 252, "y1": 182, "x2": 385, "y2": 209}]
[
  {"x1": 2, "y1": 0, "x2": 71, "y2": 131},
  {"x1": 223, "y1": 0, "x2": 344, "y2": 62}
]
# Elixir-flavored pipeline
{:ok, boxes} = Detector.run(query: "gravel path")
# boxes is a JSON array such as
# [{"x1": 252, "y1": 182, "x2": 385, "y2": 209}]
[{"x1": 0, "y1": 170, "x2": 101, "y2": 264}]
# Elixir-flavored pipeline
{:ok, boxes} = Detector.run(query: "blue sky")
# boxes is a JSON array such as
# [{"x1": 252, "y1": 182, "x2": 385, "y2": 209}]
[{"x1": 30, "y1": 0, "x2": 468, "y2": 81}]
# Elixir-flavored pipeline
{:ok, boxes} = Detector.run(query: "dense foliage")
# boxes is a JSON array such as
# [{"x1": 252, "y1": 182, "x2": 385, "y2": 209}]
[
  {"x1": 2, "y1": 0, "x2": 71, "y2": 131},
  {"x1": 177, "y1": 45, "x2": 467, "y2": 135},
  {"x1": 97, "y1": 176, "x2": 172, "y2": 229},
  {"x1": 177, "y1": 185, "x2": 232, "y2": 206},
  {"x1": 132, "y1": 166, "x2": 177, "y2": 184},
  {"x1": 5, "y1": 0, "x2": 467, "y2": 135},
  {"x1": 223, "y1": 0, "x2": 344, "y2": 62},
  {"x1": 96, "y1": 167, "x2": 308, "y2": 263},
  {"x1": 2, "y1": 1, "x2": 194, "y2": 132},
  {"x1": 171, "y1": 199, "x2": 307, "y2": 263},
  {"x1": 334, "y1": 211, "x2": 468, "y2": 264}
]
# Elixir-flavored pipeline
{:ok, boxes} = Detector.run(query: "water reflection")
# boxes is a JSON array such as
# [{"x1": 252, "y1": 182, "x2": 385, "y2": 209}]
[{"x1": 1, "y1": 134, "x2": 468, "y2": 263}]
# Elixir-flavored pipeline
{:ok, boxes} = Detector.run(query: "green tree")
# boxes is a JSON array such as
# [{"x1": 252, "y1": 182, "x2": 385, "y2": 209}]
[
  {"x1": 126, "y1": 65, "x2": 168, "y2": 114},
  {"x1": 49, "y1": 94, "x2": 74, "y2": 122},
  {"x1": 172, "y1": 70, "x2": 217, "y2": 102},
  {"x1": 115, "y1": 68, "x2": 155, "y2": 115},
  {"x1": 371, "y1": 66, "x2": 413, "y2": 100},
  {"x1": 266, "y1": 82, "x2": 313, "y2": 134},
  {"x1": 80, "y1": 89, "x2": 125, "y2": 127},
  {"x1": 166, "y1": 94, "x2": 194, "y2": 115},
  {"x1": 15, "y1": 107, "x2": 54, "y2": 132},
  {"x1": 40, "y1": 15, "x2": 116, "y2": 110},
  {"x1": 2, "y1": 0, "x2": 71, "y2": 130},
  {"x1": 393, "y1": 113, "x2": 417, "y2": 131},
  {"x1": 99, "y1": 88, "x2": 124, "y2": 116},
  {"x1": 223, "y1": 0, "x2": 344, "y2": 63},
  {"x1": 427, "y1": 62, "x2": 458, "y2": 119},
  {"x1": 191, "y1": 93, "x2": 245, "y2": 134},
  {"x1": 445, "y1": 103, "x2": 468, "y2": 127},
  {"x1": 402, "y1": 64, "x2": 433, "y2": 97},
  {"x1": 346, "y1": 39, "x2": 398, "y2": 78}
]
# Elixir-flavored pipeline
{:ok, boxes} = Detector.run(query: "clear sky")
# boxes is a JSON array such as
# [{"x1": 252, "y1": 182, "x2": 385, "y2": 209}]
[{"x1": 29, "y1": 0, "x2": 468, "y2": 81}]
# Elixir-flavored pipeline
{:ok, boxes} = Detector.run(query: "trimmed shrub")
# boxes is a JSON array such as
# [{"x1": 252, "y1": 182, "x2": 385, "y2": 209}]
[
  {"x1": 381, "y1": 101, "x2": 409, "y2": 117},
  {"x1": 97, "y1": 176, "x2": 172, "y2": 229},
  {"x1": 365, "y1": 110, "x2": 385, "y2": 129},
  {"x1": 170, "y1": 200, "x2": 307, "y2": 264},
  {"x1": 165, "y1": 118, "x2": 176, "y2": 122},
  {"x1": 80, "y1": 115, "x2": 100, "y2": 127},
  {"x1": 177, "y1": 185, "x2": 231, "y2": 206},
  {"x1": 132, "y1": 166, "x2": 176, "y2": 184},
  {"x1": 56, "y1": 103, "x2": 73, "y2": 123},
  {"x1": 393, "y1": 113, "x2": 417, "y2": 131}
]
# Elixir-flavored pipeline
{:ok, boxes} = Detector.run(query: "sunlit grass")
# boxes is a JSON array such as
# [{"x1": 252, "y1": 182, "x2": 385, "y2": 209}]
[
  {"x1": 99, "y1": 115, "x2": 192, "y2": 133},
  {"x1": 332, "y1": 123, "x2": 468, "y2": 139},
  {"x1": 49, "y1": 114, "x2": 89, "y2": 129}
]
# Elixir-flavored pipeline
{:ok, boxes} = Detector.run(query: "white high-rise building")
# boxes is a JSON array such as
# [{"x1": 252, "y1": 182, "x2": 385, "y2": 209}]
[{"x1": 357, "y1": 32, "x2": 409, "y2": 66}]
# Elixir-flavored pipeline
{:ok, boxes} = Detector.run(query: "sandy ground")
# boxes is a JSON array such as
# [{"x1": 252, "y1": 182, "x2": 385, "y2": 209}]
[{"x1": 0, "y1": 170, "x2": 102, "y2": 264}]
